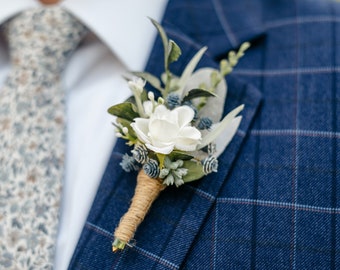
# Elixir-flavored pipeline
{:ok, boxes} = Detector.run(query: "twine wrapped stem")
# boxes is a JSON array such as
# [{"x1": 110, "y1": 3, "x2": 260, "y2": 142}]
[{"x1": 112, "y1": 170, "x2": 166, "y2": 251}]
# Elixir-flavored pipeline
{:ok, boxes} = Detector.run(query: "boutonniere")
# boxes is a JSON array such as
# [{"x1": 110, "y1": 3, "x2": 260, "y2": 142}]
[{"x1": 108, "y1": 19, "x2": 249, "y2": 252}]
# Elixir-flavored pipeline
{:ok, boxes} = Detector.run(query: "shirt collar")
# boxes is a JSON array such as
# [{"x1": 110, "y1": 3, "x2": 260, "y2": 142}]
[{"x1": 0, "y1": 0, "x2": 168, "y2": 71}]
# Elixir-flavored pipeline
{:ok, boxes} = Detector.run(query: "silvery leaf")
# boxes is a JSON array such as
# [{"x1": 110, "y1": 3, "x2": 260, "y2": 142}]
[
  {"x1": 214, "y1": 116, "x2": 242, "y2": 158},
  {"x1": 197, "y1": 104, "x2": 244, "y2": 150},
  {"x1": 176, "y1": 46, "x2": 207, "y2": 96},
  {"x1": 183, "y1": 67, "x2": 227, "y2": 123}
]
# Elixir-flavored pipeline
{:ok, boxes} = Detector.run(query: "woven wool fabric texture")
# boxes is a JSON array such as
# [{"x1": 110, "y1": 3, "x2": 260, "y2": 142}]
[
  {"x1": 70, "y1": 0, "x2": 339, "y2": 269},
  {"x1": 0, "y1": 7, "x2": 87, "y2": 269}
]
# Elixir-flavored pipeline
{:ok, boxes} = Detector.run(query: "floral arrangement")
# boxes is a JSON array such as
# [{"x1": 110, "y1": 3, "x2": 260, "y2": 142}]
[{"x1": 108, "y1": 19, "x2": 249, "y2": 252}]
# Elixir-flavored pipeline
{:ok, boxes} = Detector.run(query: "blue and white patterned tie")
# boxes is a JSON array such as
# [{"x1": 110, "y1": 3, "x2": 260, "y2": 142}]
[{"x1": 0, "y1": 7, "x2": 87, "y2": 268}]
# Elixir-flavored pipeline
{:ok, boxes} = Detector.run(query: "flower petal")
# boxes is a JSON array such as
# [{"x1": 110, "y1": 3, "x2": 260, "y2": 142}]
[
  {"x1": 173, "y1": 106, "x2": 195, "y2": 127},
  {"x1": 175, "y1": 126, "x2": 202, "y2": 151},
  {"x1": 178, "y1": 126, "x2": 202, "y2": 140},
  {"x1": 145, "y1": 142, "x2": 174, "y2": 155},
  {"x1": 131, "y1": 118, "x2": 151, "y2": 144},
  {"x1": 175, "y1": 141, "x2": 198, "y2": 152},
  {"x1": 149, "y1": 119, "x2": 178, "y2": 142},
  {"x1": 143, "y1": 101, "x2": 153, "y2": 117}
]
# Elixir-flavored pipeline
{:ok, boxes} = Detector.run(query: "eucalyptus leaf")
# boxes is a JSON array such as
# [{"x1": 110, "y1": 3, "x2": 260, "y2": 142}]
[
  {"x1": 168, "y1": 40, "x2": 181, "y2": 64},
  {"x1": 182, "y1": 160, "x2": 205, "y2": 182},
  {"x1": 198, "y1": 104, "x2": 244, "y2": 149},
  {"x1": 168, "y1": 151, "x2": 194, "y2": 161},
  {"x1": 182, "y1": 88, "x2": 217, "y2": 102},
  {"x1": 132, "y1": 71, "x2": 162, "y2": 91},
  {"x1": 107, "y1": 102, "x2": 139, "y2": 121}
]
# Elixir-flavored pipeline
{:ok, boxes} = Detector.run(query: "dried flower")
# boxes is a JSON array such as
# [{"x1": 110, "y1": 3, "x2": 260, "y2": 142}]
[
  {"x1": 202, "y1": 156, "x2": 218, "y2": 174},
  {"x1": 132, "y1": 144, "x2": 149, "y2": 164},
  {"x1": 128, "y1": 77, "x2": 145, "y2": 95},
  {"x1": 143, "y1": 159, "x2": 160, "y2": 178},
  {"x1": 166, "y1": 93, "x2": 181, "y2": 109},
  {"x1": 198, "y1": 117, "x2": 213, "y2": 130},
  {"x1": 120, "y1": 154, "x2": 140, "y2": 172}
]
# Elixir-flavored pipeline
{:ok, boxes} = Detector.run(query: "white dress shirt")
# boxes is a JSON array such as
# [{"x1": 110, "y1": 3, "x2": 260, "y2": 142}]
[{"x1": 0, "y1": 1, "x2": 167, "y2": 269}]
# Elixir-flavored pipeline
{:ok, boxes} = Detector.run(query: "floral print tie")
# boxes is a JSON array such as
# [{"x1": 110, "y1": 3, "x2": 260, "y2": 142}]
[{"x1": 0, "y1": 7, "x2": 87, "y2": 269}]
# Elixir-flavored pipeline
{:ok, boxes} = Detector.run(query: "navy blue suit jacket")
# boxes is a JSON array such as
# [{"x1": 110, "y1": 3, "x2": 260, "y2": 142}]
[{"x1": 70, "y1": 0, "x2": 340, "y2": 269}]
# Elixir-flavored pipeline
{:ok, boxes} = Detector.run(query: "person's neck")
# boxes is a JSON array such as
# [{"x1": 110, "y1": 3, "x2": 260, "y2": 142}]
[{"x1": 39, "y1": 0, "x2": 60, "y2": 5}]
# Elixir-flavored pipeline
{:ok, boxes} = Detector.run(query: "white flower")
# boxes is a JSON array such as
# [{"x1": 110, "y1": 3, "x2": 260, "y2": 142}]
[
  {"x1": 128, "y1": 77, "x2": 145, "y2": 95},
  {"x1": 148, "y1": 91, "x2": 155, "y2": 101},
  {"x1": 128, "y1": 77, "x2": 146, "y2": 117},
  {"x1": 131, "y1": 105, "x2": 201, "y2": 154},
  {"x1": 143, "y1": 100, "x2": 154, "y2": 117}
]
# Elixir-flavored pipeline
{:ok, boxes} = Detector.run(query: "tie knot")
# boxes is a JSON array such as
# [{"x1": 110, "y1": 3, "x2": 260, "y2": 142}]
[{"x1": 6, "y1": 7, "x2": 88, "y2": 73}]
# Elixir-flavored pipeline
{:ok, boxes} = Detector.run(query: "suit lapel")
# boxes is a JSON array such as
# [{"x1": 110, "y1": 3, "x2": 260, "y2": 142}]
[{"x1": 70, "y1": 0, "x2": 264, "y2": 268}]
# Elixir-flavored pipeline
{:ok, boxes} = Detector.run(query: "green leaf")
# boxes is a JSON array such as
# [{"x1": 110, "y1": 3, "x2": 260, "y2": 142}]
[
  {"x1": 124, "y1": 95, "x2": 135, "y2": 103},
  {"x1": 220, "y1": 42, "x2": 251, "y2": 76},
  {"x1": 220, "y1": 59, "x2": 232, "y2": 76},
  {"x1": 182, "y1": 160, "x2": 205, "y2": 182},
  {"x1": 238, "y1": 42, "x2": 251, "y2": 57},
  {"x1": 168, "y1": 151, "x2": 194, "y2": 161},
  {"x1": 141, "y1": 89, "x2": 148, "y2": 102},
  {"x1": 150, "y1": 18, "x2": 169, "y2": 68},
  {"x1": 107, "y1": 102, "x2": 139, "y2": 121},
  {"x1": 167, "y1": 40, "x2": 182, "y2": 64},
  {"x1": 112, "y1": 238, "x2": 126, "y2": 252},
  {"x1": 156, "y1": 153, "x2": 166, "y2": 169},
  {"x1": 182, "y1": 88, "x2": 217, "y2": 102},
  {"x1": 116, "y1": 118, "x2": 137, "y2": 140},
  {"x1": 131, "y1": 72, "x2": 162, "y2": 92}
]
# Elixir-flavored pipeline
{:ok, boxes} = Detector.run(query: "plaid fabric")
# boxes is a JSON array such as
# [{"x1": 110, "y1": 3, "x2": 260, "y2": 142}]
[{"x1": 70, "y1": 0, "x2": 340, "y2": 269}]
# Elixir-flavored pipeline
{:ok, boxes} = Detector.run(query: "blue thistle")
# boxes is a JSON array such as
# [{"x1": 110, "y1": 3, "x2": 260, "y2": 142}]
[
  {"x1": 120, "y1": 154, "x2": 140, "y2": 172},
  {"x1": 198, "y1": 117, "x2": 213, "y2": 130},
  {"x1": 166, "y1": 93, "x2": 181, "y2": 109},
  {"x1": 202, "y1": 156, "x2": 218, "y2": 175},
  {"x1": 143, "y1": 159, "x2": 160, "y2": 178},
  {"x1": 132, "y1": 144, "x2": 149, "y2": 164}
]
